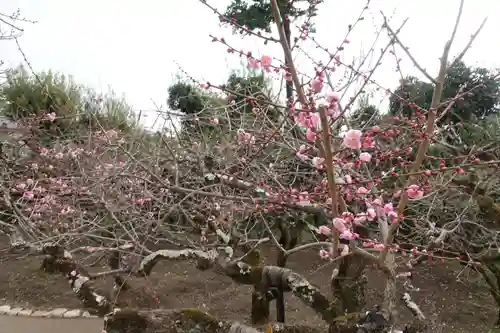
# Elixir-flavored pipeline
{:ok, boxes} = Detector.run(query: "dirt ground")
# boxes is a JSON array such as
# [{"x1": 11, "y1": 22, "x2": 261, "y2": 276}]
[
  {"x1": 0, "y1": 316, "x2": 103, "y2": 333},
  {"x1": 0, "y1": 237, "x2": 496, "y2": 333}
]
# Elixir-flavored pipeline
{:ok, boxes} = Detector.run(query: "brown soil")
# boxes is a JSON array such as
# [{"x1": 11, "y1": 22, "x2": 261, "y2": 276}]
[{"x1": 0, "y1": 236, "x2": 495, "y2": 333}]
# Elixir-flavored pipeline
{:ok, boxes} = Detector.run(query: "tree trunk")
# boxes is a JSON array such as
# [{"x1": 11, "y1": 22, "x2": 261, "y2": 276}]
[
  {"x1": 283, "y1": 16, "x2": 293, "y2": 108},
  {"x1": 251, "y1": 289, "x2": 270, "y2": 325},
  {"x1": 274, "y1": 218, "x2": 300, "y2": 323},
  {"x1": 331, "y1": 254, "x2": 368, "y2": 315}
]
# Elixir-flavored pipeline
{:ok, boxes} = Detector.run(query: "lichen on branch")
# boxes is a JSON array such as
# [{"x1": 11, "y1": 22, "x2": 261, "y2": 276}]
[{"x1": 136, "y1": 248, "x2": 217, "y2": 275}]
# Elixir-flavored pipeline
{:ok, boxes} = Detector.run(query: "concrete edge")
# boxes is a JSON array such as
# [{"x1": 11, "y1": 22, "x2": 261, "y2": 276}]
[{"x1": 0, "y1": 304, "x2": 100, "y2": 319}]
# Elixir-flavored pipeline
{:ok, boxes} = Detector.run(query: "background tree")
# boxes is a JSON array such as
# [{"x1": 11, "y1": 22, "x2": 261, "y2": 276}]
[
  {"x1": 222, "y1": 0, "x2": 320, "y2": 108},
  {"x1": 348, "y1": 94, "x2": 381, "y2": 127},
  {"x1": 167, "y1": 69, "x2": 274, "y2": 136},
  {"x1": 0, "y1": 66, "x2": 137, "y2": 143},
  {"x1": 167, "y1": 81, "x2": 205, "y2": 116},
  {"x1": 389, "y1": 60, "x2": 500, "y2": 124},
  {"x1": 225, "y1": 69, "x2": 279, "y2": 119},
  {"x1": 167, "y1": 80, "x2": 207, "y2": 135}
]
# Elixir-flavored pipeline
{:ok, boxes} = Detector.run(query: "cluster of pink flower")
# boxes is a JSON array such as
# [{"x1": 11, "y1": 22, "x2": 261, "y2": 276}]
[
  {"x1": 233, "y1": 49, "x2": 445, "y2": 263},
  {"x1": 248, "y1": 55, "x2": 273, "y2": 72},
  {"x1": 292, "y1": 91, "x2": 341, "y2": 142},
  {"x1": 317, "y1": 197, "x2": 397, "y2": 241},
  {"x1": 16, "y1": 175, "x2": 79, "y2": 226},
  {"x1": 10, "y1": 117, "x2": 148, "y2": 232},
  {"x1": 312, "y1": 123, "x2": 425, "y2": 256},
  {"x1": 242, "y1": 53, "x2": 432, "y2": 258},
  {"x1": 237, "y1": 129, "x2": 256, "y2": 145},
  {"x1": 283, "y1": 75, "x2": 426, "y2": 257}
]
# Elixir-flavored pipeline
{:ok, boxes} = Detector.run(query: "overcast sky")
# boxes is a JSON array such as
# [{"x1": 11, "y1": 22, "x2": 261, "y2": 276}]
[{"x1": 1, "y1": 0, "x2": 497, "y2": 128}]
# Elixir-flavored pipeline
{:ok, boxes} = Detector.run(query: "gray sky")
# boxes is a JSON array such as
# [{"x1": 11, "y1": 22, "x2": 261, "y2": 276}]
[{"x1": 1, "y1": 0, "x2": 497, "y2": 128}]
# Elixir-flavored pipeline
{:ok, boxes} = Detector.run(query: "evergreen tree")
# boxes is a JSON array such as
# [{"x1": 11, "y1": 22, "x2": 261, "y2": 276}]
[
  {"x1": 222, "y1": 0, "x2": 320, "y2": 107},
  {"x1": 390, "y1": 60, "x2": 500, "y2": 124}
]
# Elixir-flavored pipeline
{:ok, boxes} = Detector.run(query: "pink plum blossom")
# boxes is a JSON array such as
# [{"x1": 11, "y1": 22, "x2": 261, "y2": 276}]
[
  {"x1": 407, "y1": 184, "x2": 424, "y2": 199},
  {"x1": 326, "y1": 91, "x2": 339, "y2": 103},
  {"x1": 342, "y1": 211, "x2": 354, "y2": 221},
  {"x1": 340, "y1": 230, "x2": 355, "y2": 240},
  {"x1": 311, "y1": 79, "x2": 323, "y2": 93},
  {"x1": 305, "y1": 129, "x2": 316, "y2": 141},
  {"x1": 261, "y1": 55, "x2": 272, "y2": 71},
  {"x1": 343, "y1": 129, "x2": 362, "y2": 149},
  {"x1": 383, "y1": 203, "x2": 394, "y2": 214},
  {"x1": 332, "y1": 217, "x2": 347, "y2": 233},
  {"x1": 248, "y1": 58, "x2": 260, "y2": 69},
  {"x1": 312, "y1": 157, "x2": 324, "y2": 169},
  {"x1": 388, "y1": 211, "x2": 398, "y2": 223},
  {"x1": 357, "y1": 187, "x2": 369, "y2": 195},
  {"x1": 359, "y1": 152, "x2": 372, "y2": 163},
  {"x1": 367, "y1": 208, "x2": 377, "y2": 221},
  {"x1": 319, "y1": 249, "x2": 330, "y2": 259},
  {"x1": 296, "y1": 152, "x2": 309, "y2": 162},
  {"x1": 237, "y1": 130, "x2": 255, "y2": 145},
  {"x1": 309, "y1": 113, "x2": 321, "y2": 130},
  {"x1": 317, "y1": 225, "x2": 331, "y2": 236},
  {"x1": 354, "y1": 215, "x2": 367, "y2": 224},
  {"x1": 45, "y1": 112, "x2": 56, "y2": 122}
]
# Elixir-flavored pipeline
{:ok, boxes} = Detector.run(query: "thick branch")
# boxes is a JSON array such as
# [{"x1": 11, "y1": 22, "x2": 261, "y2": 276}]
[
  {"x1": 220, "y1": 260, "x2": 336, "y2": 323},
  {"x1": 137, "y1": 248, "x2": 217, "y2": 275},
  {"x1": 402, "y1": 293, "x2": 425, "y2": 321},
  {"x1": 39, "y1": 248, "x2": 113, "y2": 316},
  {"x1": 124, "y1": 246, "x2": 336, "y2": 324},
  {"x1": 401, "y1": 293, "x2": 427, "y2": 333}
]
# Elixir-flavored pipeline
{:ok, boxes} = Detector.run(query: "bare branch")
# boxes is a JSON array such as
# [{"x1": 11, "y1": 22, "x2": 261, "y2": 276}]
[
  {"x1": 452, "y1": 17, "x2": 488, "y2": 66},
  {"x1": 382, "y1": 14, "x2": 436, "y2": 85},
  {"x1": 381, "y1": 0, "x2": 467, "y2": 261}
]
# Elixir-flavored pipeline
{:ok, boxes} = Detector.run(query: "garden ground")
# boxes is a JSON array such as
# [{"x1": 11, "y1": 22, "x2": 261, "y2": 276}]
[{"x1": 0, "y1": 237, "x2": 495, "y2": 333}]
